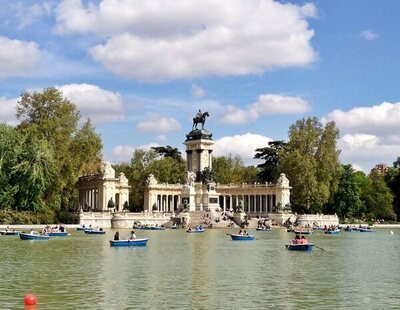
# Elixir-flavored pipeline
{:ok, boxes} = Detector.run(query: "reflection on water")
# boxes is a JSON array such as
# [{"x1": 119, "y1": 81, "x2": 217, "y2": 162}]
[{"x1": 1, "y1": 228, "x2": 399, "y2": 309}]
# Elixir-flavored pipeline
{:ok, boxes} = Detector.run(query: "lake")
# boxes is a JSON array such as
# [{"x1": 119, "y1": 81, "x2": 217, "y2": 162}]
[{"x1": 1, "y1": 228, "x2": 399, "y2": 309}]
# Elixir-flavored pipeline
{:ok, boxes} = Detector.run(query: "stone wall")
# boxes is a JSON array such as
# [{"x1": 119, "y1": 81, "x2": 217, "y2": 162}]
[
  {"x1": 296, "y1": 214, "x2": 339, "y2": 227},
  {"x1": 78, "y1": 211, "x2": 172, "y2": 229}
]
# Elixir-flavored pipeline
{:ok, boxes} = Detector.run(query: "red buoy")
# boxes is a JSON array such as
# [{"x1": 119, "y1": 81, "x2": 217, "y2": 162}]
[{"x1": 24, "y1": 294, "x2": 38, "y2": 306}]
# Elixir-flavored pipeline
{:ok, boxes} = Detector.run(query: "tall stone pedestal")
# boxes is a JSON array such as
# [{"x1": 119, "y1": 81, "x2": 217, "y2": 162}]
[
  {"x1": 205, "y1": 182, "x2": 219, "y2": 211},
  {"x1": 181, "y1": 185, "x2": 196, "y2": 212}
]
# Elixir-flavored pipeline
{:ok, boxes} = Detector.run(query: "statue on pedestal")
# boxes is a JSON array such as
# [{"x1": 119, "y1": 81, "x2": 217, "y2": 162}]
[{"x1": 192, "y1": 110, "x2": 210, "y2": 130}]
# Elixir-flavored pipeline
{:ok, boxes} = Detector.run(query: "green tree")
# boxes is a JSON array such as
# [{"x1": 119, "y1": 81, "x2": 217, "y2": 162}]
[
  {"x1": 364, "y1": 171, "x2": 395, "y2": 220},
  {"x1": 385, "y1": 162, "x2": 400, "y2": 219},
  {"x1": 254, "y1": 140, "x2": 287, "y2": 182},
  {"x1": 0, "y1": 124, "x2": 22, "y2": 210},
  {"x1": 148, "y1": 157, "x2": 186, "y2": 184},
  {"x1": 15, "y1": 88, "x2": 102, "y2": 215},
  {"x1": 330, "y1": 165, "x2": 363, "y2": 219},
  {"x1": 212, "y1": 155, "x2": 255, "y2": 184},
  {"x1": 11, "y1": 138, "x2": 56, "y2": 212},
  {"x1": 151, "y1": 145, "x2": 183, "y2": 161},
  {"x1": 280, "y1": 117, "x2": 341, "y2": 213},
  {"x1": 122, "y1": 149, "x2": 158, "y2": 211}
]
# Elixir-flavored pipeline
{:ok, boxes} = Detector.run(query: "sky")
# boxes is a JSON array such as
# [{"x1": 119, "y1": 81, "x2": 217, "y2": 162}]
[{"x1": 1, "y1": 0, "x2": 400, "y2": 172}]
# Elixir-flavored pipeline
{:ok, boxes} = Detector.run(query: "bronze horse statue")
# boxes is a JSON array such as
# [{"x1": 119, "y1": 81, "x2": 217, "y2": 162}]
[{"x1": 192, "y1": 111, "x2": 210, "y2": 130}]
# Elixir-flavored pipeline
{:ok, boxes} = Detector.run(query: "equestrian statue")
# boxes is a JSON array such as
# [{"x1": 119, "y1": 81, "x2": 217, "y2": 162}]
[{"x1": 192, "y1": 110, "x2": 210, "y2": 130}]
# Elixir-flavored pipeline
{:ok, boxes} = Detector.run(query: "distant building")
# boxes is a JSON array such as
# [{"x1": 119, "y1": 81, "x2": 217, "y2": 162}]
[{"x1": 371, "y1": 164, "x2": 389, "y2": 176}]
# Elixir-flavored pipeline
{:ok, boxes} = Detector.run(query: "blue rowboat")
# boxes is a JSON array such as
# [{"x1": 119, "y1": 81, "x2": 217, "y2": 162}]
[
  {"x1": 256, "y1": 227, "x2": 271, "y2": 231},
  {"x1": 230, "y1": 234, "x2": 254, "y2": 241},
  {"x1": 325, "y1": 230, "x2": 340, "y2": 235},
  {"x1": 109, "y1": 238, "x2": 149, "y2": 247},
  {"x1": 151, "y1": 226, "x2": 166, "y2": 230},
  {"x1": 85, "y1": 230, "x2": 105, "y2": 235},
  {"x1": 0, "y1": 230, "x2": 22, "y2": 236},
  {"x1": 313, "y1": 227, "x2": 324, "y2": 231},
  {"x1": 19, "y1": 233, "x2": 50, "y2": 240},
  {"x1": 77, "y1": 227, "x2": 92, "y2": 231},
  {"x1": 186, "y1": 228, "x2": 205, "y2": 233},
  {"x1": 294, "y1": 230, "x2": 313, "y2": 235},
  {"x1": 359, "y1": 228, "x2": 373, "y2": 232},
  {"x1": 49, "y1": 231, "x2": 68, "y2": 237},
  {"x1": 286, "y1": 243, "x2": 314, "y2": 251}
]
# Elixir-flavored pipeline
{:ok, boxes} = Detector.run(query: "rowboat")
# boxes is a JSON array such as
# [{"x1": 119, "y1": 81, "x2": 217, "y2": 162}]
[
  {"x1": 359, "y1": 228, "x2": 373, "y2": 232},
  {"x1": 325, "y1": 230, "x2": 340, "y2": 235},
  {"x1": 77, "y1": 227, "x2": 92, "y2": 231},
  {"x1": 85, "y1": 230, "x2": 105, "y2": 235},
  {"x1": 229, "y1": 234, "x2": 254, "y2": 241},
  {"x1": 0, "y1": 230, "x2": 22, "y2": 236},
  {"x1": 151, "y1": 226, "x2": 166, "y2": 230},
  {"x1": 133, "y1": 225, "x2": 145, "y2": 229},
  {"x1": 109, "y1": 238, "x2": 149, "y2": 247},
  {"x1": 48, "y1": 231, "x2": 68, "y2": 237},
  {"x1": 256, "y1": 227, "x2": 271, "y2": 231},
  {"x1": 293, "y1": 230, "x2": 313, "y2": 235},
  {"x1": 19, "y1": 233, "x2": 50, "y2": 240},
  {"x1": 186, "y1": 228, "x2": 205, "y2": 233},
  {"x1": 286, "y1": 243, "x2": 314, "y2": 251}
]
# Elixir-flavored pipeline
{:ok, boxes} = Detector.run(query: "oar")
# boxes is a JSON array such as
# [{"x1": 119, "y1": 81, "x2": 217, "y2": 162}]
[{"x1": 314, "y1": 245, "x2": 326, "y2": 252}]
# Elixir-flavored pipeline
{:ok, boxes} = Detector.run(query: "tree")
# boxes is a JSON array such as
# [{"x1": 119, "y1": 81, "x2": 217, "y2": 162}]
[
  {"x1": 148, "y1": 156, "x2": 186, "y2": 184},
  {"x1": 212, "y1": 155, "x2": 257, "y2": 184},
  {"x1": 151, "y1": 145, "x2": 183, "y2": 161},
  {"x1": 254, "y1": 140, "x2": 287, "y2": 182},
  {"x1": 279, "y1": 117, "x2": 341, "y2": 213},
  {"x1": 15, "y1": 88, "x2": 102, "y2": 215},
  {"x1": 364, "y1": 171, "x2": 395, "y2": 220},
  {"x1": 385, "y1": 163, "x2": 400, "y2": 219},
  {"x1": 330, "y1": 165, "x2": 363, "y2": 219},
  {"x1": 0, "y1": 124, "x2": 22, "y2": 210},
  {"x1": 11, "y1": 138, "x2": 56, "y2": 212},
  {"x1": 113, "y1": 150, "x2": 158, "y2": 211}
]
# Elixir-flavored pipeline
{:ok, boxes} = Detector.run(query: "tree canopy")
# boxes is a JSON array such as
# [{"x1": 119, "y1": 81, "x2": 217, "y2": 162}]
[
  {"x1": 279, "y1": 117, "x2": 341, "y2": 213},
  {"x1": 0, "y1": 88, "x2": 102, "y2": 222}
]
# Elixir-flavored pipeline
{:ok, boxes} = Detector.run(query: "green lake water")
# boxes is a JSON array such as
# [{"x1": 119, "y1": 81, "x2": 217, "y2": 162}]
[{"x1": 1, "y1": 228, "x2": 399, "y2": 309}]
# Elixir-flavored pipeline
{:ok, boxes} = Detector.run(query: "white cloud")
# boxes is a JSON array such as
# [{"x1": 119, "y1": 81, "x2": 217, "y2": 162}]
[
  {"x1": 220, "y1": 105, "x2": 258, "y2": 125},
  {"x1": 214, "y1": 133, "x2": 272, "y2": 165},
  {"x1": 323, "y1": 102, "x2": 400, "y2": 170},
  {"x1": 58, "y1": 83, "x2": 125, "y2": 124},
  {"x1": 359, "y1": 30, "x2": 378, "y2": 40},
  {"x1": 191, "y1": 84, "x2": 205, "y2": 98},
  {"x1": 221, "y1": 94, "x2": 310, "y2": 124},
  {"x1": 339, "y1": 134, "x2": 400, "y2": 171},
  {"x1": 111, "y1": 143, "x2": 159, "y2": 162},
  {"x1": 136, "y1": 112, "x2": 181, "y2": 133},
  {"x1": 323, "y1": 102, "x2": 400, "y2": 135},
  {"x1": 0, "y1": 97, "x2": 18, "y2": 125},
  {"x1": 14, "y1": 2, "x2": 54, "y2": 29},
  {"x1": 252, "y1": 94, "x2": 311, "y2": 115},
  {"x1": 0, "y1": 36, "x2": 41, "y2": 78},
  {"x1": 56, "y1": 0, "x2": 317, "y2": 81}
]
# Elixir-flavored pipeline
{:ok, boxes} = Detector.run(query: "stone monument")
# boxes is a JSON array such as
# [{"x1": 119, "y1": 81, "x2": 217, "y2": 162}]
[{"x1": 183, "y1": 110, "x2": 219, "y2": 211}]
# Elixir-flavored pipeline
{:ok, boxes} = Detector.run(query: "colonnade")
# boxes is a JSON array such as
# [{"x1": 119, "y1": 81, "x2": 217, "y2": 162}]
[
  {"x1": 219, "y1": 194, "x2": 276, "y2": 214},
  {"x1": 79, "y1": 188, "x2": 100, "y2": 210},
  {"x1": 153, "y1": 194, "x2": 181, "y2": 213}
]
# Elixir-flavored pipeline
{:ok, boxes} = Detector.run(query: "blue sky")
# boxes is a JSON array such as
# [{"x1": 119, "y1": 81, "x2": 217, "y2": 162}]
[{"x1": 1, "y1": 0, "x2": 400, "y2": 172}]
